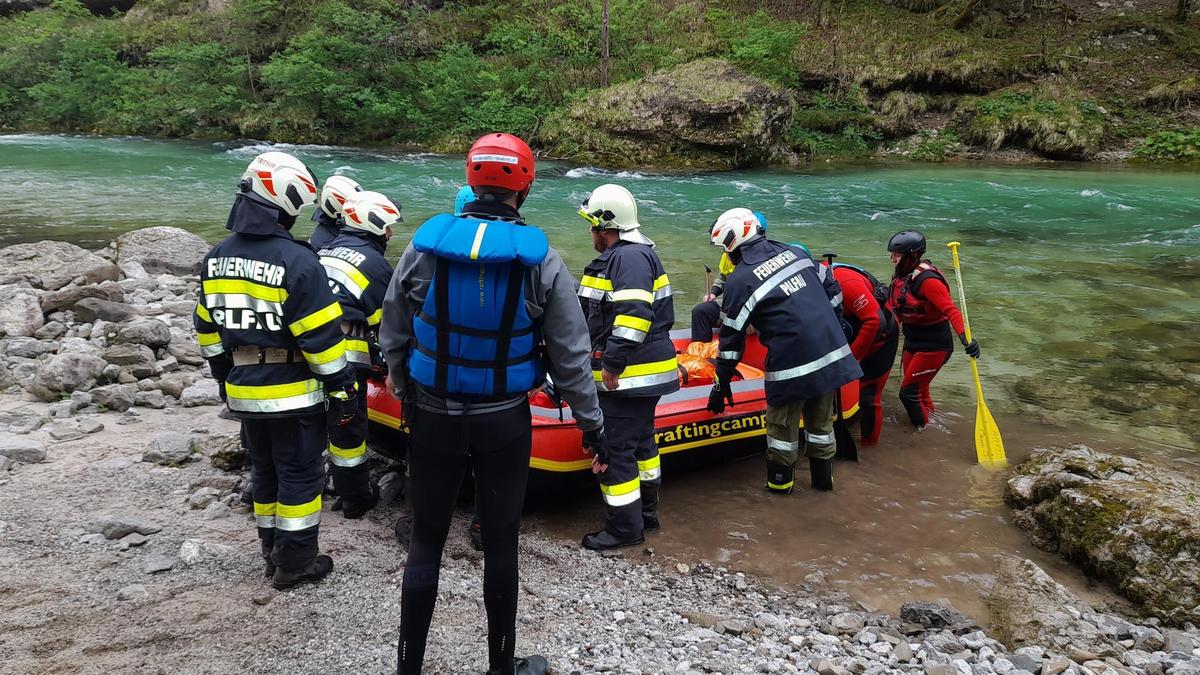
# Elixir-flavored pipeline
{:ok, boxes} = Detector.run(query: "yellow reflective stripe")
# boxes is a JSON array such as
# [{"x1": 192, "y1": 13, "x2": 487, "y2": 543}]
[
  {"x1": 595, "y1": 357, "x2": 678, "y2": 380},
  {"x1": 194, "y1": 303, "x2": 212, "y2": 323},
  {"x1": 613, "y1": 315, "x2": 652, "y2": 332},
  {"x1": 321, "y1": 257, "x2": 370, "y2": 291},
  {"x1": 345, "y1": 339, "x2": 370, "y2": 354},
  {"x1": 580, "y1": 275, "x2": 614, "y2": 291},
  {"x1": 254, "y1": 502, "x2": 277, "y2": 516},
  {"x1": 329, "y1": 441, "x2": 366, "y2": 460},
  {"x1": 289, "y1": 301, "x2": 343, "y2": 336},
  {"x1": 202, "y1": 279, "x2": 288, "y2": 303},
  {"x1": 653, "y1": 274, "x2": 670, "y2": 290},
  {"x1": 277, "y1": 495, "x2": 321, "y2": 519},
  {"x1": 637, "y1": 456, "x2": 661, "y2": 471},
  {"x1": 197, "y1": 331, "x2": 221, "y2": 346},
  {"x1": 366, "y1": 308, "x2": 383, "y2": 326},
  {"x1": 600, "y1": 476, "x2": 640, "y2": 496},
  {"x1": 469, "y1": 222, "x2": 488, "y2": 261},
  {"x1": 303, "y1": 341, "x2": 347, "y2": 366},
  {"x1": 225, "y1": 379, "x2": 322, "y2": 400},
  {"x1": 611, "y1": 288, "x2": 654, "y2": 304},
  {"x1": 768, "y1": 480, "x2": 795, "y2": 490}
]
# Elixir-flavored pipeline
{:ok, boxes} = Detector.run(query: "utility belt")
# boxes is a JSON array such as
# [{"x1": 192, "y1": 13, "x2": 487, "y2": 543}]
[{"x1": 231, "y1": 346, "x2": 305, "y2": 366}]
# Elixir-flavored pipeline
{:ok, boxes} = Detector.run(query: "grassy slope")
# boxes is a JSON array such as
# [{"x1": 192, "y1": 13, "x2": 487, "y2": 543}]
[{"x1": 0, "y1": 0, "x2": 1196, "y2": 164}]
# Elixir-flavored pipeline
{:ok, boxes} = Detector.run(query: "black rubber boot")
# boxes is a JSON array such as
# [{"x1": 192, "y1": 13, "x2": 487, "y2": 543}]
[
  {"x1": 766, "y1": 460, "x2": 794, "y2": 495},
  {"x1": 809, "y1": 458, "x2": 834, "y2": 492},
  {"x1": 393, "y1": 512, "x2": 413, "y2": 550},
  {"x1": 272, "y1": 554, "x2": 334, "y2": 591},
  {"x1": 341, "y1": 491, "x2": 379, "y2": 520},
  {"x1": 467, "y1": 515, "x2": 483, "y2": 551},
  {"x1": 582, "y1": 529, "x2": 644, "y2": 551},
  {"x1": 641, "y1": 485, "x2": 660, "y2": 533},
  {"x1": 260, "y1": 539, "x2": 276, "y2": 579},
  {"x1": 899, "y1": 384, "x2": 926, "y2": 428},
  {"x1": 487, "y1": 655, "x2": 550, "y2": 675}
]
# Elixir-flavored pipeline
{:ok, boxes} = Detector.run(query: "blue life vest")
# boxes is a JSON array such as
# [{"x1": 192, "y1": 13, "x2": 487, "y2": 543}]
[{"x1": 408, "y1": 213, "x2": 549, "y2": 400}]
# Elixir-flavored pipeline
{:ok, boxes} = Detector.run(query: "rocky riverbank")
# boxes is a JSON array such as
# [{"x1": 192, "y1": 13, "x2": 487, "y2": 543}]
[{"x1": 3, "y1": 230, "x2": 1200, "y2": 673}]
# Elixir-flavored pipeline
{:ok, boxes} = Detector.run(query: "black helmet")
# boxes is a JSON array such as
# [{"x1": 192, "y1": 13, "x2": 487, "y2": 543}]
[{"x1": 887, "y1": 230, "x2": 926, "y2": 256}]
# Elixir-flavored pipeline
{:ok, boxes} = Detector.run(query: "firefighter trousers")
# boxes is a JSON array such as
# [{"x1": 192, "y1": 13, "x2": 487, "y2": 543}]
[
  {"x1": 764, "y1": 391, "x2": 836, "y2": 491},
  {"x1": 327, "y1": 373, "x2": 373, "y2": 506},
  {"x1": 597, "y1": 395, "x2": 661, "y2": 540},
  {"x1": 244, "y1": 413, "x2": 326, "y2": 572}
]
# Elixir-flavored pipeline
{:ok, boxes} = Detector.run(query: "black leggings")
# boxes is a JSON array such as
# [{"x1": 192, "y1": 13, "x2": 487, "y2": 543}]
[{"x1": 397, "y1": 403, "x2": 532, "y2": 675}]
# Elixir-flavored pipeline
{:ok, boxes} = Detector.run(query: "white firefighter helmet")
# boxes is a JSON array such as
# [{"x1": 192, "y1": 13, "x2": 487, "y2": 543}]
[
  {"x1": 710, "y1": 207, "x2": 762, "y2": 253},
  {"x1": 239, "y1": 151, "x2": 319, "y2": 217},
  {"x1": 341, "y1": 191, "x2": 402, "y2": 237},
  {"x1": 319, "y1": 175, "x2": 363, "y2": 219},
  {"x1": 578, "y1": 183, "x2": 653, "y2": 246}
]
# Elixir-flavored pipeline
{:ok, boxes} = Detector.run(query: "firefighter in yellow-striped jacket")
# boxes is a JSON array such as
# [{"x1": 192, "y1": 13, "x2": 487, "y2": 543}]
[
  {"x1": 195, "y1": 151, "x2": 360, "y2": 591},
  {"x1": 316, "y1": 190, "x2": 400, "y2": 519},
  {"x1": 577, "y1": 184, "x2": 678, "y2": 551}
]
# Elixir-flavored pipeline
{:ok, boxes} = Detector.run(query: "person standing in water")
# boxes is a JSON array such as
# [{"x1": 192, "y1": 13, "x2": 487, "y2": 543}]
[
  {"x1": 379, "y1": 132, "x2": 605, "y2": 675},
  {"x1": 886, "y1": 230, "x2": 980, "y2": 430},
  {"x1": 577, "y1": 183, "x2": 677, "y2": 550}
]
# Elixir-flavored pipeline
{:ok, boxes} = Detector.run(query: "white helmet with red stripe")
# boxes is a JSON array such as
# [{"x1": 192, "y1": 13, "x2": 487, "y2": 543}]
[
  {"x1": 239, "y1": 151, "x2": 318, "y2": 217},
  {"x1": 710, "y1": 207, "x2": 763, "y2": 253},
  {"x1": 318, "y1": 175, "x2": 363, "y2": 219},
  {"x1": 341, "y1": 191, "x2": 402, "y2": 237}
]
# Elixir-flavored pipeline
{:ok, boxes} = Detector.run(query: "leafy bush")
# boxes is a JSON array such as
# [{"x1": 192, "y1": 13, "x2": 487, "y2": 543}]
[
  {"x1": 964, "y1": 89, "x2": 1107, "y2": 157},
  {"x1": 708, "y1": 9, "x2": 807, "y2": 86},
  {"x1": 1133, "y1": 129, "x2": 1200, "y2": 162},
  {"x1": 911, "y1": 130, "x2": 961, "y2": 161},
  {"x1": 788, "y1": 124, "x2": 881, "y2": 159}
]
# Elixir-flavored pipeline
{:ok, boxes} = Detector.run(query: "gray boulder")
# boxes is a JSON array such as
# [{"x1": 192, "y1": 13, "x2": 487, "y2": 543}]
[
  {"x1": 986, "y1": 557, "x2": 1121, "y2": 655},
  {"x1": 33, "y1": 321, "x2": 66, "y2": 340},
  {"x1": 0, "y1": 287, "x2": 44, "y2": 337},
  {"x1": 1006, "y1": 444, "x2": 1200, "y2": 625},
  {"x1": 195, "y1": 431, "x2": 248, "y2": 471},
  {"x1": 178, "y1": 539, "x2": 235, "y2": 565},
  {"x1": 167, "y1": 337, "x2": 205, "y2": 366},
  {"x1": 0, "y1": 240, "x2": 120, "y2": 290},
  {"x1": 82, "y1": 514, "x2": 163, "y2": 539},
  {"x1": 114, "y1": 227, "x2": 210, "y2": 275},
  {"x1": 3, "y1": 336, "x2": 58, "y2": 359},
  {"x1": 155, "y1": 371, "x2": 200, "y2": 398},
  {"x1": 74, "y1": 298, "x2": 139, "y2": 323},
  {"x1": 90, "y1": 383, "x2": 137, "y2": 412},
  {"x1": 115, "y1": 319, "x2": 172, "y2": 349},
  {"x1": 103, "y1": 343, "x2": 159, "y2": 379},
  {"x1": 40, "y1": 283, "x2": 123, "y2": 313},
  {"x1": 142, "y1": 432, "x2": 195, "y2": 465},
  {"x1": 0, "y1": 435, "x2": 47, "y2": 463},
  {"x1": 133, "y1": 390, "x2": 166, "y2": 409},
  {"x1": 25, "y1": 352, "x2": 108, "y2": 401},
  {"x1": 180, "y1": 379, "x2": 221, "y2": 407}
]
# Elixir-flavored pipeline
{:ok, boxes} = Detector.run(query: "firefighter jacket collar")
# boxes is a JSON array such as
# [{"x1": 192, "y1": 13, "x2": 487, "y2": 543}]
[
  {"x1": 226, "y1": 191, "x2": 297, "y2": 236},
  {"x1": 459, "y1": 199, "x2": 523, "y2": 223},
  {"x1": 732, "y1": 236, "x2": 779, "y2": 265}
]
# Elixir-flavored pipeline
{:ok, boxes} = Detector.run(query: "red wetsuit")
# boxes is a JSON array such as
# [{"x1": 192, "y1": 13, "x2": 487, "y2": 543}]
[
  {"x1": 827, "y1": 263, "x2": 899, "y2": 445},
  {"x1": 888, "y1": 261, "x2": 965, "y2": 428}
]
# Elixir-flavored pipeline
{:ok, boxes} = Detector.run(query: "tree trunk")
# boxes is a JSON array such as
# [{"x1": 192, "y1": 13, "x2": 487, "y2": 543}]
[
  {"x1": 1176, "y1": 0, "x2": 1191, "y2": 23},
  {"x1": 601, "y1": 0, "x2": 610, "y2": 87}
]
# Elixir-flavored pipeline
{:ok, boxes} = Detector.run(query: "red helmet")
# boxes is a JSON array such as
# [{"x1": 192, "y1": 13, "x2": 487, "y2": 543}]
[{"x1": 466, "y1": 133, "x2": 536, "y2": 194}]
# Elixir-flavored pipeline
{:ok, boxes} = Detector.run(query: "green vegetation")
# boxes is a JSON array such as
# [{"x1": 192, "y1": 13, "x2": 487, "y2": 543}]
[
  {"x1": 1134, "y1": 129, "x2": 1200, "y2": 162},
  {"x1": 0, "y1": 0, "x2": 1197, "y2": 165},
  {"x1": 911, "y1": 130, "x2": 962, "y2": 161}
]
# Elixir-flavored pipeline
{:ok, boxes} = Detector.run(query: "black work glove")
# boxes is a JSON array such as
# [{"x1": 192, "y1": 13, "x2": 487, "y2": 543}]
[
  {"x1": 370, "y1": 360, "x2": 389, "y2": 383},
  {"x1": 960, "y1": 334, "x2": 981, "y2": 359},
  {"x1": 707, "y1": 380, "x2": 734, "y2": 415},
  {"x1": 328, "y1": 384, "x2": 360, "y2": 427},
  {"x1": 582, "y1": 427, "x2": 609, "y2": 465}
]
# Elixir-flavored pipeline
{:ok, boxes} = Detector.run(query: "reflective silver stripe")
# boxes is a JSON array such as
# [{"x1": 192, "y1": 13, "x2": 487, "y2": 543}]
[
  {"x1": 323, "y1": 265, "x2": 365, "y2": 299},
  {"x1": 828, "y1": 292, "x2": 843, "y2": 308},
  {"x1": 602, "y1": 488, "x2": 641, "y2": 507},
  {"x1": 201, "y1": 343, "x2": 225, "y2": 358},
  {"x1": 276, "y1": 511, "x2": 321, "y2": 531},
  {"x1": 640, "y1": 467, "x2": 662, "y2": 481},
  {"x1": 817, "y1": 265, "x2": 829, "y2": 282},
  {"x1": 308, "y1": 353, "x2": 349, "y2": 375},
  {"x1": 329, "y1": 451, "x2": 367, "y2": 468},
  {"x1": 806, "y1": 431, "x2": 834, "y2": 445},
  {"x1": 255, "y1": 515, "x2": 276, "y2": 528},
  {"x1": 578, "y1": 286, "x2": 607, "y2": 301},
  {"x1": 596, "y1": 370, "x2": 679, "y2": 392},
  {"x1": 718, "y1": 350, "x2": 742, "y2": 360},
  {"x1": 764, "y1": 344, "x2": 853, "y2": 382},
  {"x1": 206, "y1": 293, "x2": 284, "y2": 315},
  {"x1": 227, "y1": 389, "x2": 326, "y2": 414},
  {"x1": 346, "y1": 350, "x2": 371, "y2": 365},
  {"x1": 767, "y1": 436, "x2": 800, "y2": 452},
  {"x1": 654, "y1": 285, "x2": 673, "y2": 300},
  {"x1": 611, "y1": 326, "x2": 648, "y2": 343},
  {"x1": 723, "y1": 258, "x2": 814, "y2": 331}
]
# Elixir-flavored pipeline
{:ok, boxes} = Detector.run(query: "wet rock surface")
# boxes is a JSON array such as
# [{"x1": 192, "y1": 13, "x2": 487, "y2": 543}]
[{"x1": 1006, "y1": 444, "x2": 1200, "y2": 626}]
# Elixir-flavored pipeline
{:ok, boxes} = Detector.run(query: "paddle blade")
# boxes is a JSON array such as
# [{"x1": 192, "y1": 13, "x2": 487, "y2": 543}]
[
  {"x1": 833, "y1": 419, "x2": 859, "y2": 461},
  {"x1": 974, "y1": 398, "x2": 1007, "y2": 468}
]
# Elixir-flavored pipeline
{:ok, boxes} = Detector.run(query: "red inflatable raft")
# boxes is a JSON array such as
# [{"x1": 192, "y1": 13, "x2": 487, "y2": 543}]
[{"x1": 366, "y1": 329, "x2": 859, "y2": 475}]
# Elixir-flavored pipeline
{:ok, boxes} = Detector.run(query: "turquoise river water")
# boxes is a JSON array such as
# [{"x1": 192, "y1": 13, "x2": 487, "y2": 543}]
[{"x1": 1, "y1": 134, "x2": 1198, "y2": 453}]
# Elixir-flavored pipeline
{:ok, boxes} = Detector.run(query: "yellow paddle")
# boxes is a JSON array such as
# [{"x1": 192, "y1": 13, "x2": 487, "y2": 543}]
[{"x1": 946, "y1": 242, "x2": 1007, "y2": 468}]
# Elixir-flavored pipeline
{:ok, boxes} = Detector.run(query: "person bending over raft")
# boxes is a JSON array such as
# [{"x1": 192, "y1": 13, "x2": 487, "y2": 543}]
[
  {"x1": 886, "y1": 230, "x2": 980, "y2": 431},
  {"x1": 689, "y1": 211, "x2": 769, "y2": 343},
  {"x1": 706, "y1": 208, "x2": 861, "y2": 493}
]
